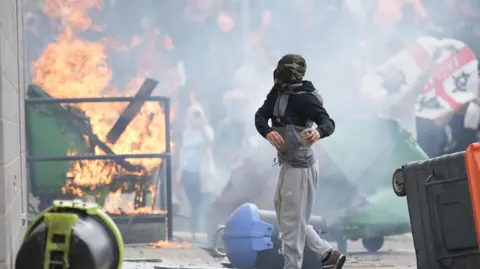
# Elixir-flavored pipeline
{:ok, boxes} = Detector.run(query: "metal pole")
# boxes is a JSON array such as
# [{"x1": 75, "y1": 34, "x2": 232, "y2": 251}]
[
  {"x1": 27, "y1": 153, "x2": 168, "y2": 162},
  {"x1": 25, "y1": 96, "x2": 168, "y2": 104},
  {"x1": 164, "y1": 99, "x2": 173, "y2": 240}
]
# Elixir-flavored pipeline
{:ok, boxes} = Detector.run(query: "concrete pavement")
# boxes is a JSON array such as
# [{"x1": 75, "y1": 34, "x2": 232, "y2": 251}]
[{"x1": 122, "y1": 234, "x2": 417, "y2": 269}]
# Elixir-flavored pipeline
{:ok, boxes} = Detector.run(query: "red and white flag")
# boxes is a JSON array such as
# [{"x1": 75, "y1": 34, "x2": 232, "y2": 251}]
[
  {"x1": 360, "y1": 36, "x2": 479, "y2": 134},
  {"x1": 413, "y1": 39, "x2": 478, "y2": 120}
]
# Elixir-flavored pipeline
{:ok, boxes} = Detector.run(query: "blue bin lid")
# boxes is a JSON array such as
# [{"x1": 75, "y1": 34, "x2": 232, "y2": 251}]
[{"x1": 223, "y1": 203, "x2": 273, "y2": 269}]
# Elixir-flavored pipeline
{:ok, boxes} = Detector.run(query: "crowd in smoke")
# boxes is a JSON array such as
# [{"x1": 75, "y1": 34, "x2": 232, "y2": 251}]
[{"x1": 24, "y1": 0, "x2": 480, "y2": 235}]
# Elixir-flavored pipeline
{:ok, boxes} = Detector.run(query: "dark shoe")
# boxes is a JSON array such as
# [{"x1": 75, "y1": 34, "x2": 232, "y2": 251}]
[{"x1": 322, "y1": 249, "x2": 346, "y2": 269}]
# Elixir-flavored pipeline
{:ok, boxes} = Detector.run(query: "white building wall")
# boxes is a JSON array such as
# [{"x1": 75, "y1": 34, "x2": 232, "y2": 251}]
[{"x1": 0, "y1": 0, "x2": 28, "y2": 267}]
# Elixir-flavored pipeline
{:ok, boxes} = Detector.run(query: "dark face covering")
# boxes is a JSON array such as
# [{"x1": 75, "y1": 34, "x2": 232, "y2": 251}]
[{"x1": 273, "y1": 54, "x2": 307, "y2": 92}]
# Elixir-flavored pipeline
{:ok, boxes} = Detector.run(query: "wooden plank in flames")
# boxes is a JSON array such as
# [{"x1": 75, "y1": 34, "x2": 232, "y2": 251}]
[{"x1": 106, "y1": 78, "x2": 159, "y2": 144}]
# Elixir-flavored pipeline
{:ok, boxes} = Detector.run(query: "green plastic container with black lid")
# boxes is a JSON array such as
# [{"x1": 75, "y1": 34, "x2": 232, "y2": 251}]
[{"x1": 15, "y1": 200, "x2": 124, "y2": 269}]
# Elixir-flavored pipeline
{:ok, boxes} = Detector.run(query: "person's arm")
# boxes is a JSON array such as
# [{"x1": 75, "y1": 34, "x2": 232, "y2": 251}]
[
  {"x1": 212, "y1": 119, "x2": 226, "y2": 150},
  {"x1": 201, "y1": 125, "x2": 215, "y2": 146},
  {"x1": 255, "y1": 88, "x2": 277, "y2": 138},
  {"x1": 300, "y1": 93, "x2": 335, "y2": 139}
]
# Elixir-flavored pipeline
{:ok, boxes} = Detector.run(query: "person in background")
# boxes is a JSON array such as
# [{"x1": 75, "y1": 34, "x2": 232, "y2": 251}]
[
  {"x1": 255, "y1": 54, "x2": 344, "y2": 269},
  {"x1": 233, "y1": 41, "x2": 275, "y2": 115},
  {"x1": 443, "y1": 66, "x2": 480, "y2": 155},
  {"x1": 172, "y1": 0, "x2": 219, "y2": 125},
  {"x1": 178, "y1": 104, "x2": 216, "y2": 241},
  {"x1": 233, "y1": 40, "x2": 272, "y2": 90},
  {"x1": 175, "y1": 0, "x2": 240, "y2": 128},
  {"x1": 213, "y1": 90, "x2": 248, "y2": 187}
]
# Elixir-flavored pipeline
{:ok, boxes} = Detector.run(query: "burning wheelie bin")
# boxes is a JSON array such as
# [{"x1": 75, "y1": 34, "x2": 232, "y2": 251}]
[{"x1": 26, "y1": 81, "x2": 172, "y2": 244}]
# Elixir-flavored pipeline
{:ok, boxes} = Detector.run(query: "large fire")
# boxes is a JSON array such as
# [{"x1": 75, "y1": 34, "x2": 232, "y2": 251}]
[{"x1": 33, "y1": 0, "x2": 173, "y2": 214}]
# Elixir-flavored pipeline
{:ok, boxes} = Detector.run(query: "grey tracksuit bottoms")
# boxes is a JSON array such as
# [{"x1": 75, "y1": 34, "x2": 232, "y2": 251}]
[{"x1": 274, "y1": 162, "x2": 332, "y2": 269}]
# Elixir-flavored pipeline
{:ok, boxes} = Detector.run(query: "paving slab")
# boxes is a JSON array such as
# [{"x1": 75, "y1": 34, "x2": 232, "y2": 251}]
[{"x1": 122, "y1": 234, "x2": 417, "y2": 269}]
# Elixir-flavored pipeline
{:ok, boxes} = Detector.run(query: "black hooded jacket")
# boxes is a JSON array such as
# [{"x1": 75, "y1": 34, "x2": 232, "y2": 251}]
[{"x1": 255, "y1": 80, "x2": 335, "y2": 139}]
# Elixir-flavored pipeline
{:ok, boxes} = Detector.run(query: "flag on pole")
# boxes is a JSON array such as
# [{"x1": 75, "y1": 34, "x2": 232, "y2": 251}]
[{"x1": 360, "y1": 36, "x2": 479, "y2": 135}]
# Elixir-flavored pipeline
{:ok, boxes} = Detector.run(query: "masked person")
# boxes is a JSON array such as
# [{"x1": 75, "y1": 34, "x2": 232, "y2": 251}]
[
  {"x1": 255, "y1": 54, "x2": 345, "y2": 269},
  {"x1": 178, "y1": 104, "x2": 216, "y2": 241}
]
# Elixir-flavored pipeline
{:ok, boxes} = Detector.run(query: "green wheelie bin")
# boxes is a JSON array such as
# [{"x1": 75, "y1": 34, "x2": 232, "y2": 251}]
[
  {"x1": 26, "y1": 85, "x2": 93, "y2": 209},
  {"x1": 315, "y1": 116, "x2": 427, "y2": 253}
]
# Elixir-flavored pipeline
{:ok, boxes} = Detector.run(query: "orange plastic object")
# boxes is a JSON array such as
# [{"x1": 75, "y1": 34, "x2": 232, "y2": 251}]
[{"x1": 465, "y1": 143, "x2": 480, "y2": 248}]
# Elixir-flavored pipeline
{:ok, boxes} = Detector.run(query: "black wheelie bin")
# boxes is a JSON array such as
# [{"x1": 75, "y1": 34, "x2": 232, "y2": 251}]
[{"x1": 392, "y1": 147, "x2": 480, "y2": 269}]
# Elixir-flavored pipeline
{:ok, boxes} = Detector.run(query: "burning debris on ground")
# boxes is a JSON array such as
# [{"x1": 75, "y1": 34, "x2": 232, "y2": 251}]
[{"x1": 149, "y1": 240, "x2": 193, "y2": 249}]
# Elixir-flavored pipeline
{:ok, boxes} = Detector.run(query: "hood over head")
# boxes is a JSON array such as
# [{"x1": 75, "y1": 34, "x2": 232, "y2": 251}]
[{"x1": 274, "y1": 54, "x2": 307, "y2": 89}]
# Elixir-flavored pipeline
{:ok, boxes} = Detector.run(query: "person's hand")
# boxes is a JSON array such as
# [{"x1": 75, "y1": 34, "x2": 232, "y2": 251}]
[
  {"x1": 301, "y1": 128, "x2": 321, "y2": 145},
  {"x1": 434, "y1": 111, "x2": 454, "y2": 126},
  {"x1": 471, "y1": 96, "x2": 480, "y2": 105},
  {"x1": 266, "y1": 131, "x2": 284, "y2": 148}
]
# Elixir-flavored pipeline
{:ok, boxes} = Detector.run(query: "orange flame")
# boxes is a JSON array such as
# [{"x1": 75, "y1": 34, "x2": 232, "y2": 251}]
[
  {"x1": 43, "y1": 0, "x2": 102, "y2": 32},
  {"x1": 150, "y1": 240, "x2": 192, "y2": 249}
]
